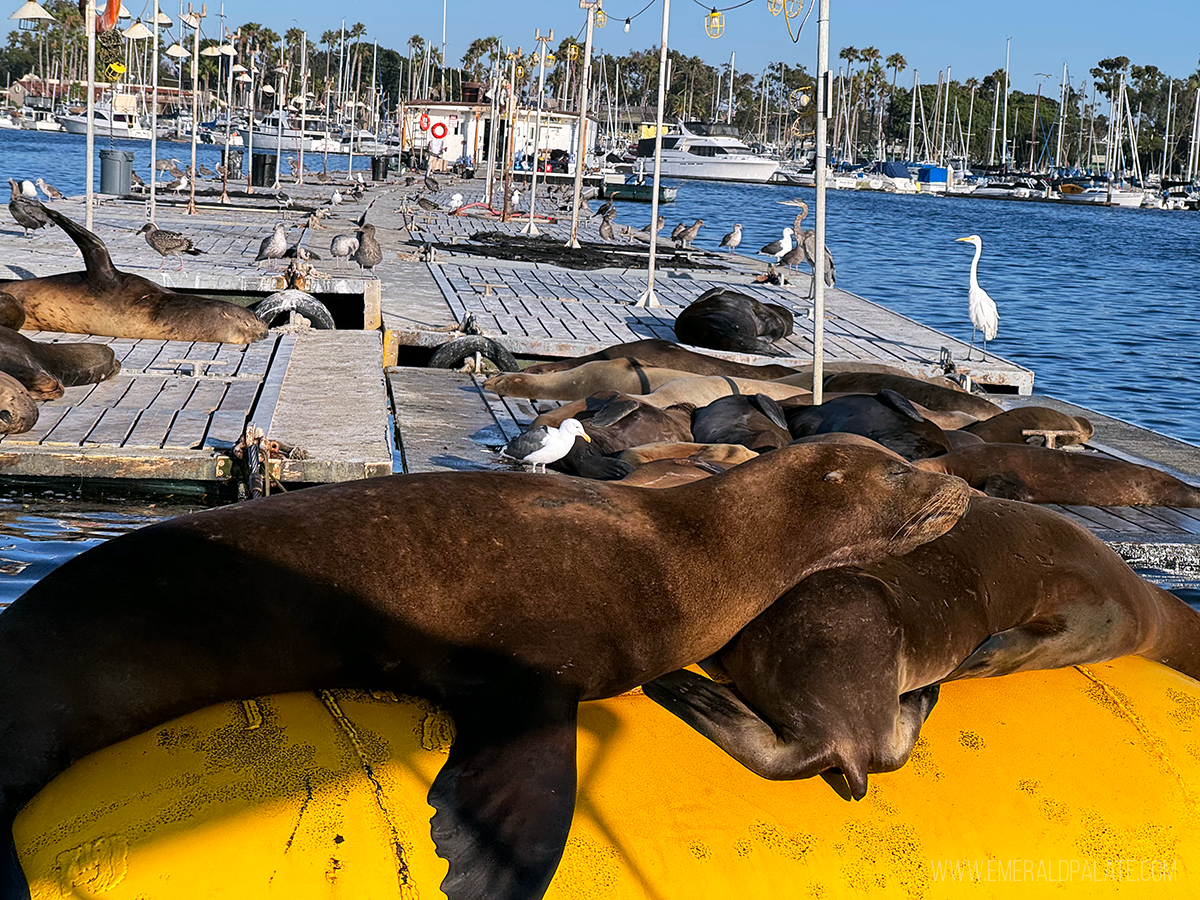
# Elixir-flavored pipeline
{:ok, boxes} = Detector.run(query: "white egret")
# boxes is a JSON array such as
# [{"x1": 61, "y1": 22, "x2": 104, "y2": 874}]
[{"x1": 955, "y1": 234, "x2": 999, "y2": 360}]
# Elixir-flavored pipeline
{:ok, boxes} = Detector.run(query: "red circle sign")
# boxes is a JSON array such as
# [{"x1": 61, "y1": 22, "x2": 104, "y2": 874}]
[{"x1": 430, "y1": 122, "x2": 448, "y2": 140}]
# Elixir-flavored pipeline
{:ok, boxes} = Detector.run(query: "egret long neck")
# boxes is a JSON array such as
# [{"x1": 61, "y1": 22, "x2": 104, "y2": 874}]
[{"x1": 969, "y1": 241, "x2": 982, "y2": 290}]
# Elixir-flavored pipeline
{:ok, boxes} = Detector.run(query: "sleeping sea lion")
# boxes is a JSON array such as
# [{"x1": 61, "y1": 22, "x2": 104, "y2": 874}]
[
  {"x1": 784, "y1": 390, "x2": 951, "y2": 460},
  {"x1": 0, "y1": 292, "x2": 25, "y2": 330},
  {"x1": 0, "y1": 328, "x2": 120, "y2": 400},
  {"x1": 690, "y1": 394, "x2": 792, "y2": 453},
  {"x1": 0, "y1": 371, "x2": 38, "y2": 434},
  {"x1": 818, "y1": 372, "x2": 1002, "y2": 420},
  {"x1": 484, "y1": 360, "x2": 700, "y2": 401},
  {"x1": 489, "y1": 368, "x2": 810, "y2": 408},
  {"x1": 618, "y1": 441, "x2": 761, "y2": 467},
  {"x1": 0, "y1": 447, "x2": 971, "y2": 900},
  {"x1": 961, "y1": 406, "x2": 1094, "y2": 446},
  {"x1": 0, "y1": 205, "x2": 268, "y2": 344},
  {"x1": 916, "y1": 443, "x2": 1200, "y2": 507},
  {"x1": 616, "y1": 456, "x2": 733, "y2": 488},
  {"x1": 645, "y1": 497, "x2": 1200, "y2": 799},
  {"x1": 521, "y1": 339, "x2": 800, "y2": 379},
  {"x1": 674, "y1": 287, "x2": 794, "y2": 356}
]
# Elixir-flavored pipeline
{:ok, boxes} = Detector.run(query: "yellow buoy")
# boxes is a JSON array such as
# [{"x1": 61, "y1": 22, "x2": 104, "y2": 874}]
[{"x1": 14, "y1": 657, "x2": 1200, "y2": 898}]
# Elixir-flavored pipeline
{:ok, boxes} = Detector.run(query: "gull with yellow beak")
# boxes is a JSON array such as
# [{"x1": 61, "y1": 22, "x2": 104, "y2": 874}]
[{"x1": 501, "y1": 418, "x2": 592, "y2": 473}]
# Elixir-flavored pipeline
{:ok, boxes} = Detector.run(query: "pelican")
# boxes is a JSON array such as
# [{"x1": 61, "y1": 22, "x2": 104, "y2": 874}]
[
  {"x1": 955, "y1": 234, "x2": 999, "y2": 360},
  {"x1": 758, "y1": 227, "x2": 794, "y2": 261}
]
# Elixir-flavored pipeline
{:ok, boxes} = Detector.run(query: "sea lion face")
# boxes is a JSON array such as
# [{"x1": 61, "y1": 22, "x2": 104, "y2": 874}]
[{"x1": 0, "y1": 371, "x2": 38, "y2": 434}]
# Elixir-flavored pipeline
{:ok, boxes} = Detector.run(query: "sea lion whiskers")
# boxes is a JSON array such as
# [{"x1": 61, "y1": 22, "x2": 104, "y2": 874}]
[{"x1": 889, "y1": 478, "x2": 970, "y2": 545}]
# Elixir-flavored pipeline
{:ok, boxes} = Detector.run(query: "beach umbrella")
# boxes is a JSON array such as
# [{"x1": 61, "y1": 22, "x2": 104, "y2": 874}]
[{"x1": 122, "y1": 20, "x2": 152, "y2": 40}]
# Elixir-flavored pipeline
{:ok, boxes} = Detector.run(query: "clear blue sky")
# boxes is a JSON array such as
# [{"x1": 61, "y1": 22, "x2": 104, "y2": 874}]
[{"x1": 244, "y1": 0, "x2": 1199, "y2": 94}]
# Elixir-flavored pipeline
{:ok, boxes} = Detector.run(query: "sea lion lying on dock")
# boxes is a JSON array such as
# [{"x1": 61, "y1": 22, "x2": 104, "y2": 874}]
[
  {"x1": 618, "y1": 441, "x2": 761, "y2": 467},
  {"x1": 645, "y1": 496, "x2": 1200, "y2": 800},
  {"x1": 485, "y1": 360, "x2": 700, "y2": 402},
  {"x1": 961, "y1": 406, "x2": 1094, "y2": 446},
  {"x1": 521, "y1": 339, "x2": 800, "y2": 379},
  {"x1": 673, "y1": 287, "x2": 794, "y2": 356},
  {"x1": 0, "y1": 205, "x2": 268, "y2": 344},
  {"x1": 0, "y1": 327, "x2": 120, "y2": 401},
  {"x1": 690, "y1": 394, "x2": 792, "y2": 453},
  {"x1": 784, "y1": 390, "x2": 952, "y2": 461},
  {"x1": 0, "y1": 448, "x2": 970, "y2": 900},
  {"x1": 0, "y1": 371, "x2": 38, "y2": 434},
  {"x1": 916, "y1": 443, "x2": 1200, "y2": 507}
]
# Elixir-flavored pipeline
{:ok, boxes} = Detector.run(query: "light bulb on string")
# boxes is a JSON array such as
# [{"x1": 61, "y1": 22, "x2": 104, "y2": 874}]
[
  {"x1": 705, "y1": 8, "x2": 724, "y2": 38},
  {"x1": 623, "y1": 17, "x2": 630, "y2": 32}
]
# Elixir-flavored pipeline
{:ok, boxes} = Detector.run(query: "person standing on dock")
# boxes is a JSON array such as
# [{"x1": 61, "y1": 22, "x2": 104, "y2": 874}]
[{"x1": 428, "y1": 134, "x2": 446, "y2": 173}]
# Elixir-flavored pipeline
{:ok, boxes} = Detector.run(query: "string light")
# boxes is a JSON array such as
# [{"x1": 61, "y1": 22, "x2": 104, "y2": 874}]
[
  {"x1": 623, "y1": 17, "x2": 630, "y2": 32},
  {"x1": 596, "y1": 9, "x2": 607, "y2": 27}
]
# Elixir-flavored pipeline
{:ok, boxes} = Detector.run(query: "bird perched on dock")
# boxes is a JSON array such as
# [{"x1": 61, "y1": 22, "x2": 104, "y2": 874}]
[
  {"x1": 417, "y1": 196, "x2": 440, "y2": 212},
  {"x1": 404, "y1": 175, "x2": 416, "y2": 186},
  {"x1": 501, "y1": 418, "x2": 591, "y2": 473},
  {"x1": 316, "y1": 170, "x2": 332, "y2": 184},
  {"x1": 758, "y1": 226, "x2": 794, "y2": 262},
  {"x1": 156, "y1": 157, "x2": 178, "y2": 173},
  {"x1": 678, "y1": 218, "x2": 704, "y2": 249},
  {"x1": 283, "y1": 244, "x2": 321, "y2": 261},
  {"x1": 447, "y1": 193, "x2": 464, "y2": 211},
  {"x1": 598, "y1": 211, "x2": 616, "y2": 243},
  {"x1": 510, "y1": 189, "x2": 522, "y2": 209},
  {"x1": 955, "y1": 234, "x2": 999, "y2": 359},
  {"x1": 215, "y1": 164, "x2": 228, "y2": 180},
  {"x1": 167, "y1": 160, "x2": 186, "y2": 179},
  {"x1": 276, "y1": 190, "x2": 294, "y2": 212},
  {"x1": 593, "y1": 200, "x2": 614, "y2": 218},
  {"x1": 353, "y1": 223, "x2": 383, "y2": 274},
  {"x1": 720, "y1": 223, "x2": 742, "y2": 251},
  {"x1": 35, "y1": 178, "x2": 63, "y2": 202},
  {"x1": 164, "y1": 175, "x2": 188, "y2": 195},
  {"x1": 330, "y1": 233, "x2": 359, "y2": 267},
  {"x1": 640, "y1": 214, "x2": 665, "y2": 236},
  {"x1": 7, "y1": 178, "x2": 49, "y2": 237},
  {"x1": 329, "y1": 189, "x2": 343, "y2": 207},
  {"x1": 792, "y1": 201, "x2": 836, "y2": 299},
  {"x1": 130, "y1": 170, "x2": 145, "y2": 189},
  {"x1": 670, "y1": 222, "x2": 687, "y2": 246},
  {"x1": 355, "y1": 171, "x2": 366, "y2": 187},
  {"x1": 19, "y1": 180, "x2": 37, "y2": 198},
  {"x1": 255, "y1": 223, "x2": 289, "y2": 268},
  {"x1": 137, "y1": 223, "x2": 203, "y2": 271},
  {"x1": 424, "y1": 172, "x2": 440, "y2": 192},
  {"x1": 199, "y1": 164, "x2": 214, "y2": 178}
]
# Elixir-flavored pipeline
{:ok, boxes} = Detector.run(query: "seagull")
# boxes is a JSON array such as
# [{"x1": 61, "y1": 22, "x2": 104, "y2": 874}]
[
  {"x1": 417, "y1": 196, "x2": 440, "y2": 212},
  {"x1": 719, "y1": 223, "x2": 742, "y2": 251},
  {"x1": 19, "y1": 180, "x2": 38, "y2": 198},
  {"x1": 35, "y1": 178, "x2": 63, "y2": 201},
  {"x1": 354, "y1": 171, "x2": 366, "y2": 186},
  {"x1": 164, "y1": 175, "x2": 188, "y2": 195},
  {"x1": 678, "y1": 218, "x2": 704, "y2": 249},
  {"x1": 8, "y1": 179, "x2": 48, "y2": 237},
  {"x1": 501, "y1": 419, "x2": 591, "y2": 473},
  {"x1": 447, "y1": 192, "x2": 464, "y2": 211},
  {"x1": 130, "y1": 170, "x2": 145, "y2": 188},
  {"x1": 330, "y1": 233, "x2": 360, "y2": 267},
  {"x1": 510, "y1": 188, "x2": 522, "y2": 209},
  {"x1": 352, "y1": 223, "x2": 382, "y2": 274},
  {"x1": 254, "y1": 223, "x2": 288, "y2": 268},
  {"x1": 199, "y1": 164, "x2": 214, "y2": 177},
  {"x1": 758, "y1": 227, "x2": 794, "y2": 261},
  {"x1": 640, "y1": 215, "x2": 665, "y2": 235},
  {"x1": 276, "y1": 189, "x2": 294, "y2": 211},
  {"x1": 137, "y1": 223, "x2": 203, "y2": 270},
  {"x1": 215, "y1": 164, "x2": 227, "y2": 179},
  {"x1": 424, "y1": 172, "x2": 440, "y2": 192},
  {"x1": 955, "y1": 234, "x2": 999, "y2": 359},
  {"x1": 329, "y1": 189, "x2": 343, "y2": 207}
]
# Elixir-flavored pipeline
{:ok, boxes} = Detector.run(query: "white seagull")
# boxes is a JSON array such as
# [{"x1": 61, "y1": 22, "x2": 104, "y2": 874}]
[{"x1": 501, "y1": 419, "x2": 591, "y2": 473}]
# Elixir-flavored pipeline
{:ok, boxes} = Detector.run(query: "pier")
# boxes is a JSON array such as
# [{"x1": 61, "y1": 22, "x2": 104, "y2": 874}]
[{"x1": 1, "y1": 177, "x2": 1198, "y2": 563}]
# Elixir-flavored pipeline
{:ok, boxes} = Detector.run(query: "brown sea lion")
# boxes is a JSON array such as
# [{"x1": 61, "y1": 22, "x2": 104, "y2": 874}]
[
  {"x1": 530, "y1": 393, "x2": 694, "y2": 456},
  {"x1": 0, "y1": 371, "x2": 38, "y2": 434},
  {"x1": 0, "y1": 205, "x2": 268, "y2": 344},
  {"x1": 961, "y1": 406, "x2": 1094, "y2": 446},
  {"x1": 645, "y1": 496, "x2": 1200, "y2": 800},
  {"x1": 916, "y1": 444, "x2": 1200, "y2": 507},
  {"x1": 0, "y1": 447, "x2": 970, "y2": 900},
  {"x1": 617, "y1": 456, "x2": 733, "y2": 488},
  {"x1": 690, "y1": 394, "x2": 792, "y2": 453},
  {"x1": 618, "y1": 441, "x2": 761, "y2": 467},
  {"x1": 673, "y1": 287, "x2": 794, "y2": 356},
  {"x1": 484, "y1": 360, "x2": 701, "y2": 401},
  {"x1": 784, "y1": 390, "x2": 951, "y2": 460},
  {"x1": 0, "y1": 292, "x2": 25, "y2": 330},
  {"x1": 521, "y1": 339, "x2": 800, "y2": 379},
  {"x1": 818, "y1": 372, "x2": 1002, "y2": 420},
  {"x1": 0, "y1": 329, "x2": 120, "y2": 400}
]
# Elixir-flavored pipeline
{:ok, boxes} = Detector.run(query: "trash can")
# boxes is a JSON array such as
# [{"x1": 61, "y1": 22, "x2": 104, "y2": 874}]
[
  {"x1": 98, "y1": 149, "x2": 134, "y2": 196},
  {"x1": 371, "y1": 155, "x2": 388, "y2": 182},
  {"x1": 251, "y1": 153, "x2": 277, "y2": 188},
  {"x1": 223, "y1": 147, "x2": 244, "y2": 177}
]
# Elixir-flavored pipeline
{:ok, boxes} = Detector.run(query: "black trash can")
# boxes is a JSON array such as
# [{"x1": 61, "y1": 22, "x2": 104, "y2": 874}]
[
  {"x1": 223, "y1": 147, "x2": 244, "y2": 177},
  {"x1": 98, "y1": 149, "x2": 134, "y2": 196},
  {"x1": 371, "y1": 155, "x2": 388, "y2": 182},
  {"x1": 251, "y1": 153, "x2": 277, "y2": 187}
]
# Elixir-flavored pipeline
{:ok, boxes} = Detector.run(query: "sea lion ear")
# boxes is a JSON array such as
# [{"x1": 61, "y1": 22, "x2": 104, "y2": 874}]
[
  {"x1": 823, "y1": 470, "x2": 845, "y2": 483},
  {"x1": 877, "y1": 389, "x2": 926, "y2": 422}
]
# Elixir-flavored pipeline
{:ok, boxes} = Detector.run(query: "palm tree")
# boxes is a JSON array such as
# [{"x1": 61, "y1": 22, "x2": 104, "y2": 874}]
[
  {"x1": 858, "y1": 47, "x2": 881, "y2": 154},
  {"x1": 838, "y1": 47, "x2": 859, "y2": 156}
]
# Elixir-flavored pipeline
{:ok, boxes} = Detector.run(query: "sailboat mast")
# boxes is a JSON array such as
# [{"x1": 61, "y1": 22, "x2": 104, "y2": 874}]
[
  {"x1": 727, "y1": 51, "x2": 734, "y2": 125},
  {"x1": 1000, "y1": 37, "x2": 1010, "y2": 169},
  {"x1": 1055, "y1": 62, "x2": 1067, "y2": 169}
]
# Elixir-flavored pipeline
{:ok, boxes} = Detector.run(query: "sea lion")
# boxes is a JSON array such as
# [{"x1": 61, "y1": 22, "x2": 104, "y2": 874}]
[
  {"x1": 961, "y1": 406, "x2": 1094, "y2": 446},
  {"x1": 784, "y1": 390, "x2": 951, "y2": 460},
  {"x1": 0, "y1": 206, "x2": 268, "y2": 344},
  {"x1": 674, "y1": 287, "x2": 794, "y2": 357},
  {"x1": 521, "y1": 339, "x2": 800, "y2": 379},
  {"x1": 484, "y1": 360, "x2": 700, "y2": 401},
  {"x1": 489, "y1": 367, "x2": 810, "y2": 408},
  {"x1": 0, "y1": 447, "x2": 970, "y2": 900},
  {"x1": 618, "y1": 441, "x2": 760, "y2": 467},
  {"x1": 617, "y1": 457, "x2": 733, "y2": 488},
  {"x1": 818, "y1": 372, "x2": 1002, "y2": 420},
  {"x1": 529, "y1": 393, "x2": 694, "y2": 457},
  {"x1": 0, "y1": 371, "x2": 38, "y2": 434},
  {"x1": 645, "y1": 496, "x2": 1200, "y2": 800},
  {"x1": 0, "y1": 292, "x2": 25, "y2": 330},
  {"x1": 690, "y1": 394, "x2": 792, "y2": 453},
  {"x1": 916, "y1": 443, "x2": 1200, "y2": 507},
  {"x1": 0, "y1": 328, "x2": 120, "y2": 400}
]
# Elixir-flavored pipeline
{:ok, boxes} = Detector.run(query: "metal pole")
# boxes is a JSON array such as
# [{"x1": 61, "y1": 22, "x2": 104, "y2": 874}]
[
  {"x1": 246, "y1": 43, "x2": 255, "y2": 194},
  {"x1": 567, "y1": 1, "x2": 598, "y2": 249},
  {"x1": 483, "y1": 51, "x2": 499, "y2": 206},
  {"x1": 221, "y1": 22, "x2": 236, "y2": 202},
  {"x1": 150, "y1": 0, "x2": 160, "y2": 219},
  {"x1": 1000, "y1": 37, "x2": 1010, "y2": 169},
  {"x1": 939, "y1": 65, "x2": 950, "y2": 165},
  {"x1": 906, "y1": 69, "x2": 917, "y2": 161},
  {"x1": 634, "y1": 0, "x2": 669, "y2": 308},
  {"x1": 85, "y1": 0, "x2": 95, "y2": 230},
  {"x1": 298, "y1": 33, "x2": 307, "y2": 185},
  {"x1": 727, "y1": 50, "x2": 734, "y2": 124},
  {"x1": 274, "y1": 40, "x2": 284, "y2": 189},
  {"x1": 502, "y1": 50, "x2": 518, "y2": 221},
  {"x1": 441, "y1": 0, "x2": 447, "y2": 100},
  {"x1": 185, "y1": 5, "x2": 203, "y2": 215},
  {"x1": 812, "y1": 0, "x2": 830, "y2": 405},
  {"x1": 522, "y1": 29, "x2": 552, "y2": 236}
]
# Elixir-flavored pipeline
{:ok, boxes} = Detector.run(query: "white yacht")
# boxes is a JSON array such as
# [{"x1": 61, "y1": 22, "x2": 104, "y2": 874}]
[
  {"x1": 237, "y1": 111, "x2": 336, "y2": 153},
  {"x1": 636, "y1": 121, "x2": 778, "y2": 183},
  {"x1": 58, "y1": 102, "x2": 150, "y2": 139}
]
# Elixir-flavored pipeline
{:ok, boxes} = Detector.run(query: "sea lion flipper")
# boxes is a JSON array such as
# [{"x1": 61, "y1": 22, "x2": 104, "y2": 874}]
[
  {"x1": 947, "y1": 620, "x2": 1069, "y2": 680},
  {"x1": 430, "y1": 682, "x2": 579, "y2": 900},
  {"x1": 37, "y1": 205, "x2": 119, "y2": 284},
  {"x1": 750, "y1": 393, "x2": 790, "y2": 431},
  {"x1": 876, "y1": 389, "x2": 926, "y2": 422},
  {"x1": 590, "y1": 399, "x2": 640, "y2": 427}
]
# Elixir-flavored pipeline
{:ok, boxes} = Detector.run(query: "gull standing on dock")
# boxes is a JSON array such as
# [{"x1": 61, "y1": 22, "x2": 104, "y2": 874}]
[
  {"x1": 955, "y1": 234, "x2": 999, "y2": 359},
  {"x1": 19, "y1": 180, "x2": 37, "y2": 198},
  {"x1": 720, "y1": 223, "x2": 742, "y2": 251},
  {"x1": 759, "y1": 227, "x2": 794, "y2": 262},
  {"x1": 501, "y1": 419, "x2": 591, "y2": 473},
  {"x1": 417, "y1": 196, "x2": 440, "y2": 212},
  {"x1": 670, "y1": 222, "x2": 688, "y2": 246},
  {"x1": 330, "y1": 233, "x2": 360, "y2": 268},
  {"x1": 35, "y1": 178, "x2": 63, "y2": 201},
  {"x1": 137, "y1": 223, "x2": 204, "y2": 271},
  {"x1": 679, "y1": 219, "x2": 705, "y2": 249},
  {"x1": 352, "y1": 223, "x2": 383, "y2": 274},
  {"x1": 7, "y1": 179, "x2": 48, "y2": 237},
  {"x1": 641, "y1": 214, "x2": 665, "y2": 236},
  {"x1": 255, "y1": 223, "x2": 289, "y2": 268},
  {"x1": 164, "y1": 175, "x2": 188, "y2": 195},
  {"x1": 424, "y1": 172, "x2": 440, "y2": 192}
]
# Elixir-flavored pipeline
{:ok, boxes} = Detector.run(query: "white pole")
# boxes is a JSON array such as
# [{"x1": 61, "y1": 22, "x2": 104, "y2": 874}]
[
  {"x1": 1001, "y1": 37, "x2": 1010, "y2": 168},
  {"x1": 567, "y1": 1, "x2": 597, "y2": 250},
  {"x1": 939, "y1": 65, "x2": 951, "y2": 165},
  {"x1": 274, "y1": 38, "x2": 284, "y2": 189},
  {"x1": 441, "y1": 0, "x2": 447, "y2": 100},
  {"x1": 813, "y1": 0, "x2": 829, "y2": 406},
  {"x1": 522, "y1": 28, "x2": 552, "y2": 236},
  {"x1": 298, "y1": 33, "x2": 307, "y2": 185},
  {"x1": 150, "y1": 0, "x2": 160, "y2": 219},
  {"x1": 85, "y1": 0, "x2": 95, "y2": 230},
  {"x1": 246, "y1": 43, "x2": 256, "y2": 193},
  {"x1": 185, "y1": 5, "x2": 203, "y2": 215},
  {"x1": 906, "y1": 69, "x2": 917, "y2": 161},
  {"x1": 634, "y1": 0, "x2": 669, "y2": 308},
  {"x1": 1161, "y1": 76, "x2": 1173, "y2": 180},
  {"x1": 727, "y1": 50, "x2": 734, "y2": 125},
  {"x1": 987, "y1": 79, "x2": 998, "y2": 165}
]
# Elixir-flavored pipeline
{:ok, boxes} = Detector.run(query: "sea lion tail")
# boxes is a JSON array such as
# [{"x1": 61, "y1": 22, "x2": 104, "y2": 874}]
[{"x1": 37, "y1": 205, "x2": 118, "y2": 284}]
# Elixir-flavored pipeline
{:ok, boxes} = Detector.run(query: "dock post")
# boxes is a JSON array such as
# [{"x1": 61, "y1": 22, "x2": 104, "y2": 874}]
[
  {"x1": 567, "y1": 1, "x2": 599, "y2": 250},
  {"x1": 635, "y1": 0, "x2": 670, "y2": 308},
  {"x1": 811, "y1": 0, "x2": 830, "y2": 404}
]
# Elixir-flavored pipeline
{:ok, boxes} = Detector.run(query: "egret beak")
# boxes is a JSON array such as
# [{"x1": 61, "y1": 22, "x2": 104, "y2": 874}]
[{"x1": 954, "y1": 237, "x2": 971, "y2": 243}]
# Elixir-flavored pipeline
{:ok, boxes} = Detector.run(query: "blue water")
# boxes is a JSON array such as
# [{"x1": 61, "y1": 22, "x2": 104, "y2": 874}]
[{"x1": 0, "y1": 127, "x2": 373, "y2": 190}]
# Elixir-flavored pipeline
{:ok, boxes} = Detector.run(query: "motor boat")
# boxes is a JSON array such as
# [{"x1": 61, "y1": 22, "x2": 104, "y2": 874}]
[
  {"x1": 635, "y1": 121, "x2": 778, "y2": 183},
  {"x1": 58, "y1": 102, "x2": 150, "y2": 139}
]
